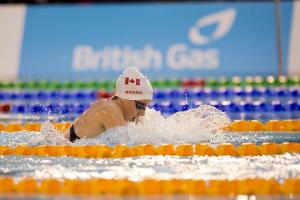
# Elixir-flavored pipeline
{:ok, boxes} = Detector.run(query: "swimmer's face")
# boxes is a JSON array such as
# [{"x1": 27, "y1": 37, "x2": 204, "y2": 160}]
[
  {"x1": 122, "y1": 99, "x2": 151, "y2": 122},
  {"x1": 134, "y1": 99, "x2": 151, "y2": 117}
]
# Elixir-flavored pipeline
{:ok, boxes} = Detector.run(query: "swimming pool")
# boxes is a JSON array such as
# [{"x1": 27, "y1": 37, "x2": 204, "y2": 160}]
[{"x1": 0, "y1": 77, "x2": 299, "y2": 198}]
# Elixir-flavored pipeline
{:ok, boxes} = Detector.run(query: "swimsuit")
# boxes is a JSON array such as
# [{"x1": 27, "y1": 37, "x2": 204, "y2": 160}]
[{"x1": 69, "y1": 125, "x2": 80, "y2": 142}]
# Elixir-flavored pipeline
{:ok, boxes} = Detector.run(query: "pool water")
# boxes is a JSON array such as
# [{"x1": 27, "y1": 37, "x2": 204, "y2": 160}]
[
  {"x1": 0, "y1": 108, "x2": 299, "y2": 198},
  {"x1": 1, "y1": 154, "x2": 299, "y2": 182},
  {"x1": 0, "y1": 80, "x2": 299, "y2": 198}
]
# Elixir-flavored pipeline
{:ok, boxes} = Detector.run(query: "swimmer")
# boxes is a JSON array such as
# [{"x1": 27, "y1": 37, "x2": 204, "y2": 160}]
[{"x1": 65, "y1": 67, "x2": 153, "y2": 142}]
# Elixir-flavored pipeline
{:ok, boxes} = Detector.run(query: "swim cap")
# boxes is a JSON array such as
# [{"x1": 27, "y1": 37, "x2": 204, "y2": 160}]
[{"x1": 115, "y1": 67, "x2": 153, "y2": 100}]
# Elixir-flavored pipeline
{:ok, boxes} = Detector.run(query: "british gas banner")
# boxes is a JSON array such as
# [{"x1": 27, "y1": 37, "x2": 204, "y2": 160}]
[{"x1": 2, "y1": 1, "x2": 298, "y2": 80}]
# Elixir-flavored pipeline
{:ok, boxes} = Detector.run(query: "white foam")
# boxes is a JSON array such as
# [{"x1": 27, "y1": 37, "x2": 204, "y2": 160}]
[
  {"x1": 76, "y1": 105, "x2": 230, "y2": 146},
  {"x1": 20, "y1": 105, "x2": 230, "y2": 146},
  {"x1": 27, "y1": 121, "x2": 71, "y2": 146}
]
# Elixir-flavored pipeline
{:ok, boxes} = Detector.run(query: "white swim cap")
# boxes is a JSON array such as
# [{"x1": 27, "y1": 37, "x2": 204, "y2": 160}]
[{"x1": 115, "y1": 67, "x2": 153, "y2": 100}]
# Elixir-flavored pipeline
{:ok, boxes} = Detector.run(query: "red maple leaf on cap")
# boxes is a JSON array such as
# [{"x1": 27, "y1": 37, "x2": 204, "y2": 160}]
[{"x1": 125, "y1": 77, "x2": 140, "y2": 85}]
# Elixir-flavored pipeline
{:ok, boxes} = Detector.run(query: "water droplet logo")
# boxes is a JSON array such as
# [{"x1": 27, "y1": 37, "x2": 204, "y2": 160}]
[{"x1": 188, "y1": 8, "x2": 236, "y2": 45}]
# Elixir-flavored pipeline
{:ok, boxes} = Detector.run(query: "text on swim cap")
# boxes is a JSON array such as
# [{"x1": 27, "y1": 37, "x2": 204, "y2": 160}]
[
  {"x1": 125, "y1": 90, "x2": 143, "y2": 95},
  {"x1": 125, "y1": 77, "x2": 140, "y2": 85}
]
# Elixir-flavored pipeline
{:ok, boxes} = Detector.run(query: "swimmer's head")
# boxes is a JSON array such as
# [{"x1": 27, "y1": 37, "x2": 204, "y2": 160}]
[
  {"x1": 115, "y1": 67, "x2": 153, "y2": 101},
  {"x1": 114, "y1": 67, "x2": 153, "y2": 121}
]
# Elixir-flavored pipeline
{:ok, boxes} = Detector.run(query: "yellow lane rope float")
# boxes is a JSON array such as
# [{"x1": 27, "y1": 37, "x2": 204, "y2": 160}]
[
  {"x1": 1, "y1": 120, "x2": 300, "y2": 132},
  {"x1": 0, "y1": 142, "x2": 299, "y2": 158},
  {"x1": 0, "y1": 177, "x2": 299, "y2": 195}
]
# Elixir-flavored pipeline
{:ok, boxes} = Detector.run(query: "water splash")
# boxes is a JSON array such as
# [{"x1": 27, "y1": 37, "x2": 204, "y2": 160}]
[
  {"x1": 27, "y1": 121, "x2": 71, "y2": 146},
  {"x1": 76, "y1": 105, "x2": 230, "y2": 146},
  {"x1": 1, "y1": 105, "x2": 230, "y2": 146}
]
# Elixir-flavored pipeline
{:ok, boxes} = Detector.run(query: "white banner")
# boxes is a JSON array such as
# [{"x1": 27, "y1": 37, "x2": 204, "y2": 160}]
[
  {"x1": 288, "y1": 0, "x2": 300, "y2": 76},
  {"x1": 0, "y1": 5, "x2": 26, "y2": 81}
]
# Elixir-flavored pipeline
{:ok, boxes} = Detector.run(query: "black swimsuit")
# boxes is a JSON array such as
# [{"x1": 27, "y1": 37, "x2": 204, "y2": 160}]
[{"x1": 69, "y1": 125, "x2": 80, "y2": 142}]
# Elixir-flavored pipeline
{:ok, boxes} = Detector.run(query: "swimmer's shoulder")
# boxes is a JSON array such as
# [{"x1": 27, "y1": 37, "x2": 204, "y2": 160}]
[
  {"x1": 91, "y1": 99, "x2": 122, "y2": 116},
  {"x1": 92, "y1": 99, "x2": 126, "y2": 128}
]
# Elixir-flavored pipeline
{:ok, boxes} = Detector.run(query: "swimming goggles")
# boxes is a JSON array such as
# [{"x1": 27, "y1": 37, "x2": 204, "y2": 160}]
[{"x1": 135, "y1": 101, "x2": 147, "y2": 110}]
